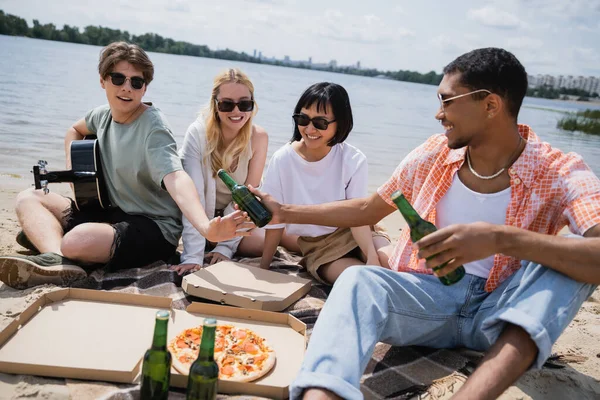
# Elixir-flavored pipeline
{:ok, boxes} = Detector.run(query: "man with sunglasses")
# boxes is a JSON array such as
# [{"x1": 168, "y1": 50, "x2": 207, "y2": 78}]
[
  {"x1": 0, "y1": 42, "x2": 252, "y2": 289},
  {"x1": 250, "y1": 47, "x2": 600, "y2": 400}
]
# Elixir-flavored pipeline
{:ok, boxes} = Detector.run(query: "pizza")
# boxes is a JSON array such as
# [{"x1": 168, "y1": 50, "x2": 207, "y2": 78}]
[{"x1": 168, "y1": 324, "x2": 276, "y2": 382}]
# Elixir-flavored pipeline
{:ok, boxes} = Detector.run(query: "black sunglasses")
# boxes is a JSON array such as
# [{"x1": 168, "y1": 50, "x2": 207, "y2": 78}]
[
  {"x1": 292, "y1": 114, "x2": 336, "y2": 130},
  {"x1": 215, "y1": 99, "x2": 255, "y2": 112},
  {"x1": 108, "y1": 72, "x2": 146, "y2": 90}
]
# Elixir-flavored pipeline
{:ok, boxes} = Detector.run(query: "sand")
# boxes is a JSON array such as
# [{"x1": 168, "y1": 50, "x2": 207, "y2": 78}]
[{"x1": 0, "y1": 175, "x2": 599, "y2": 399}]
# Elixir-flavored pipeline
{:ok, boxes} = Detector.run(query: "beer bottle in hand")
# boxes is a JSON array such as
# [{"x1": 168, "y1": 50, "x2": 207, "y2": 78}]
[
  {"x1": 391, "y1": 190, "x2": 465, "y2": 285},
  {"x1": 186, "y1": 318, "x2": 219, "y2": 400},
  {"x1": 217, "y1": 169, "x2": 272, "y2": 227},
  {"x1": 141, "y1": 310, "x2": 172, "y2": 400}
]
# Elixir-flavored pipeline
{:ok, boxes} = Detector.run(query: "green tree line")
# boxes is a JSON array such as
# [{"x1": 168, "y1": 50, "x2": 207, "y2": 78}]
[
  {"x1": 527, "y1": 85, "x2": 598, "y2": 101},
  {"x1": 0, "y1": 9, "x2": 442, "y2": 85}
]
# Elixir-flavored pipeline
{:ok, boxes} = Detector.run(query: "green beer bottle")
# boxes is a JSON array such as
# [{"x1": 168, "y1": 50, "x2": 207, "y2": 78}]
[
  {"x1": 140, "y1": 310, "x2": 172, "y2": 400},
  {"x1": 217, "y1": 169, "x2": 272, "y2": 227},
  {"x1": 391, "y1": 190, "x2": 465, "y2": 285},
  {"x1": 186, "y1": 318, "x2": 219, "y2": 400}
]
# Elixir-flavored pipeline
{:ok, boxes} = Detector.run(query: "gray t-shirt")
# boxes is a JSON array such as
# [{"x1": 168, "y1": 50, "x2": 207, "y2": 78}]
[{"x1": 85, "y1": 104, "x2": 183, "y2": 245}]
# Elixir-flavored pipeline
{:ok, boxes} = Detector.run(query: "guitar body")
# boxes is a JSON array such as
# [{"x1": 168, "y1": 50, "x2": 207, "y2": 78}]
[
  {"x1": 70, "y1": 140, "x2": 111, "y2": 211},
  {"x1": 32, "y1": 138, "x2": 111, "y2": 212}
]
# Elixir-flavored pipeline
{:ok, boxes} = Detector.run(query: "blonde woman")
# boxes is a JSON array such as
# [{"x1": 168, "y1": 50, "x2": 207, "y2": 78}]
[{"x1": 170, "y1": 69, "x2": 269, "y2": 274}]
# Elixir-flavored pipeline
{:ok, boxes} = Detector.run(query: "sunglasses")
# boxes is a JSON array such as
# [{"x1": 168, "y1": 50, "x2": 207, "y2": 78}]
[
  {"x1": 292, "y1": 114, "x2": 336, "y2": 130},
  {"x1": 437, "y1": 89, "x2": 492, "y2": 112},
  {"x1": 108, "y1": 72, "x2": 146, "y2": 90},
  {"x1": 215, "y1": 99, "x2": 255, "y2": 112}
]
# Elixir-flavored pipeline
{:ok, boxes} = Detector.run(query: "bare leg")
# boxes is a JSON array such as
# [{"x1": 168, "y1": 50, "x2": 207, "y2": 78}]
[
  {"x1": 15, "y1": 188, "x2": 71, "y2": 254},
  {"x1": 61, "y1": 223, "x2": 115, "y2": 264},
  {"x1": 453, "y1": 324, "x2": 537, "y2": 400},
  {"x1": 318, "y1": 257, "x2": 363, "y2": 284},
  {"x1": 303, "y1": 388, "x2": 343, "y2": 400},
  {"x1": 377, "y1": 242, "x2": 394, "y2": 269},
  {"x1": 237, "y1": 228, "x2": 300, "y2": 257}
]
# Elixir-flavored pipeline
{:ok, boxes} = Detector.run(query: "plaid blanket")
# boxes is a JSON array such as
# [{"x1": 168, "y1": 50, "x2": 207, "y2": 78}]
[{"x1": 6, "y1": 249, "x2": 576, "y2": 399}]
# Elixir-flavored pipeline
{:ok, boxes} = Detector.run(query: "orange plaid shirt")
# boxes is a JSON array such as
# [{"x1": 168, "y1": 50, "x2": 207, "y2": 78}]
[{"x1": 377, "y1": 125, "x2": 600, "y2": 292}]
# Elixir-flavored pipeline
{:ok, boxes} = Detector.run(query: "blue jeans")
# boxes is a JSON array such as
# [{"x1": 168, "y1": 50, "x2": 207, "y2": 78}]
[{"x1": 290, "y1": 262, "x2": 596, "y2": 400}]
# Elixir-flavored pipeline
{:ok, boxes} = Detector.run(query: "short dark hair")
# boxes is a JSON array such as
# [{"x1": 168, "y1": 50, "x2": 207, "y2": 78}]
[
  {"x1": 443, "y1": 48, "x2": 527, "y2": 119},
  {"x1": 291, "y1": 82, "x2": 353, "y2": 146},
  {"x1": 98, "y1": 41, "x2": 154, "y2": 85}
]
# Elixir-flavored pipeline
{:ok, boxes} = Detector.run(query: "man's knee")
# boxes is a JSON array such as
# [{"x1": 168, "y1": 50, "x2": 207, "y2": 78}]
[
  {"x1": 335, "y1": 265, "x2": 385, "y2": 293},
  {"x1": 15, "y1": 188, "x2": 43, "y2": 213}
]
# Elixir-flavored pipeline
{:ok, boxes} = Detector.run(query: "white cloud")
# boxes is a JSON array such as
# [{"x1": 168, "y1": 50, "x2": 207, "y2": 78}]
[
  {"x1": 467, "y1": 6, "x2": 524, "y2": 29},
  {"x1": 504, "y1": 37, "x2": 544, "y2": 51},
  {"x1": 319, "y1": 10, "x2": 414, "y2": 44},
  {"x1": 166, "y1": 0, "x2": 191, "y2": 13}
]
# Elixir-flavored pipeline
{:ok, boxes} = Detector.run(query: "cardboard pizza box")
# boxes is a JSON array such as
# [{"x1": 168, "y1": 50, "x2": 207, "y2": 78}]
[
  {"x1": 181, "y1": 261, "x2": 312, "y2": 311},
  {"x1": 0, "y1": 288, "x2": 170, "y2": 383},
  {"x1": 169, "y1": 302, "x2": 306, "y2": 399},
  {"x1": 0, "y1": 288, "x2": 306, "y2": 399}
]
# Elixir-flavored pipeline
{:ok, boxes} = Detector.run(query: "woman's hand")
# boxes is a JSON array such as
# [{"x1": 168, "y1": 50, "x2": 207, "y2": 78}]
[
  {"x1": 366, "y1": 250, "x2": 382, "y2": 267},
  {"x1": 168, "y1": 263, "x2": 201, "y2": 275},
  {"x1": 204, "y1": 252, "x2": 230, "y2": 266}
]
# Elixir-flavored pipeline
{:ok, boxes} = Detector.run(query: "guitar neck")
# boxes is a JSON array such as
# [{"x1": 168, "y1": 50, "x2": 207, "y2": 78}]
[{"x1": 40, "y1": 170, "x2": 96, "y2": 183}]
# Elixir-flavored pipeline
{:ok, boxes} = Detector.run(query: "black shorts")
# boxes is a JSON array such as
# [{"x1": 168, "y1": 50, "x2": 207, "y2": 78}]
[{"x1": 63, "y1": 200, "x2": 177, "y2": 272}]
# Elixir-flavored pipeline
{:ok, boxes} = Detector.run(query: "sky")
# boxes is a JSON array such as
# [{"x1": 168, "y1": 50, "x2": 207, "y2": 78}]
[{"x1": 1, "y1": 0, "x2": 599, "y2": 77}]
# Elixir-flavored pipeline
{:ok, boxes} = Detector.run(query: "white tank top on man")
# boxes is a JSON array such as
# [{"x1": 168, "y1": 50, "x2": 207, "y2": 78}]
[{"x1": 435, "y1": 173, "x2": 511, "y2": 278}]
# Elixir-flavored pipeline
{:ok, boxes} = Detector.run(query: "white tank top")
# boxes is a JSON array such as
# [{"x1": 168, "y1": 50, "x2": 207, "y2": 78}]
[{"x1": 435, "y1": 173, "x2": 511, "y2": 278}]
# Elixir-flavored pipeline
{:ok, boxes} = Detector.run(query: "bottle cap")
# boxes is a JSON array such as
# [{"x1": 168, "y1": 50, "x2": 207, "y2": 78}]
[
  {"x1": 204, "y1": 317, "x2": 217, "y2": 327},
  {"x1": 390, "y1": 190, "x2": 404, "y2": 201},
  {"x1": 156, "y1": 310, "x2": 170, "y2": 320}
]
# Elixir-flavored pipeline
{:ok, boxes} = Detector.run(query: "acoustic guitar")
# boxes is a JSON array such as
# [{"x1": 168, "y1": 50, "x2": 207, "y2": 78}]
[{"x1": 32, "y1": 138, "x2": 111, "y2": 212}]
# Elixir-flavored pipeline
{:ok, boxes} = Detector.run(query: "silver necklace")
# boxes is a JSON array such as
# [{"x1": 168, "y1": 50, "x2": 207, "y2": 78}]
[{"x1": 466, "y1": 136, "x2": 523, "y2": 180}]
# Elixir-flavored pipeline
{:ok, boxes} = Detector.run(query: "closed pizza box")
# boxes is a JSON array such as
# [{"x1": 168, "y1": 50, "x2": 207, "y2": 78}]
[
  {"x1": 0, "y1": 288, "x2": 306, "y2": 399},
  {"x1": 169, "y1": 302, "x2": 307, "y2": 399},
  {"x1": 181, "y1": 261, "x2": 312, "y2": 311},
  {"x1": 0, "y1": 288, "x2": 171, "y2": 383}
]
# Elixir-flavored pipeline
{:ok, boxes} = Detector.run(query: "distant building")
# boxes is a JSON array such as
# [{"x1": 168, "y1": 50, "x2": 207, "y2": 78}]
[{"x1": 528, "y1": 73, "x2": 599, "y2": 95}]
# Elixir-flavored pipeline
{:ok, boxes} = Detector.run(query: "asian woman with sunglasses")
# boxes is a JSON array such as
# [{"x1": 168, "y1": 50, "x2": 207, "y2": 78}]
[
  {"x1": 169, "y1": 68, "x2": 272, "y2": 275},
  {"x1": 255, "y1": 82, "x2": 391, "y2": 284}
]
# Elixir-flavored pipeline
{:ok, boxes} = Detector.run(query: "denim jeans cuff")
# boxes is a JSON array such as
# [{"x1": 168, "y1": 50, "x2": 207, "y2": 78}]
[
  {"x1": 481, "y1": 307, "x2": 552, "y2": 369},
  {"x1": 290, "y1": 371, "x2": 363, "y2": 400}
]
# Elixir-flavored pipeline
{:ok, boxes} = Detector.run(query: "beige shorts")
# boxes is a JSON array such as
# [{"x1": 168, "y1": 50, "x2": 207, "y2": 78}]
[{"x1": 297, "y1": 225, "x2": 390, "y2": 284}]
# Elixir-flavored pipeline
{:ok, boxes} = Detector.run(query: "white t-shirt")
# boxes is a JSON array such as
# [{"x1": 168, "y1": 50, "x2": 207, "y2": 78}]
[
  {"x1": 260, "y1": 142, "x2": 368, "y2": 237},
  {"x1": 435, "y1": 173, "x2": 511, "y2": 278}
]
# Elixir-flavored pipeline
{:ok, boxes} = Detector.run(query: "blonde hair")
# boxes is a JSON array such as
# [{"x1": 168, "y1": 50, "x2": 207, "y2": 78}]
[{"x1": 204, "y1": 68, "x2": 257, "y2": 177}]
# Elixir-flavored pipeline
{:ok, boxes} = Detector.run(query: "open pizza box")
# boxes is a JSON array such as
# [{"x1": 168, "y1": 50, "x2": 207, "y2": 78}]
[
  {"x1": 182, "y1": 261, "x2": 312, "y2": 311},
  {"x1": 0, "y1": 288, "x2": 306, "y2": 399}
]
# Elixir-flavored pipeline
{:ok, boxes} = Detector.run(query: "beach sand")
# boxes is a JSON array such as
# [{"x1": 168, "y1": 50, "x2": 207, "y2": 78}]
[{"x1": 0, "y1": 175, "x2": 599, "y2": 399}]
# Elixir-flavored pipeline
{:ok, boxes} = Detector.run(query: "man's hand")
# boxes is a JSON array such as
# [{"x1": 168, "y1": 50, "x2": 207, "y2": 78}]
[
  {"x1": 204, "y1": 251, "x2": 230, "y2": 266},
  {"x1": 247, "y1": 185, "x2": 283, "y2": 224},
  {"x1": 203, "y1": 210, "x2": 255, "y2": 243},
  {"x1": 415, "y1": 222, "x2": 500, "y2": 277}
]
